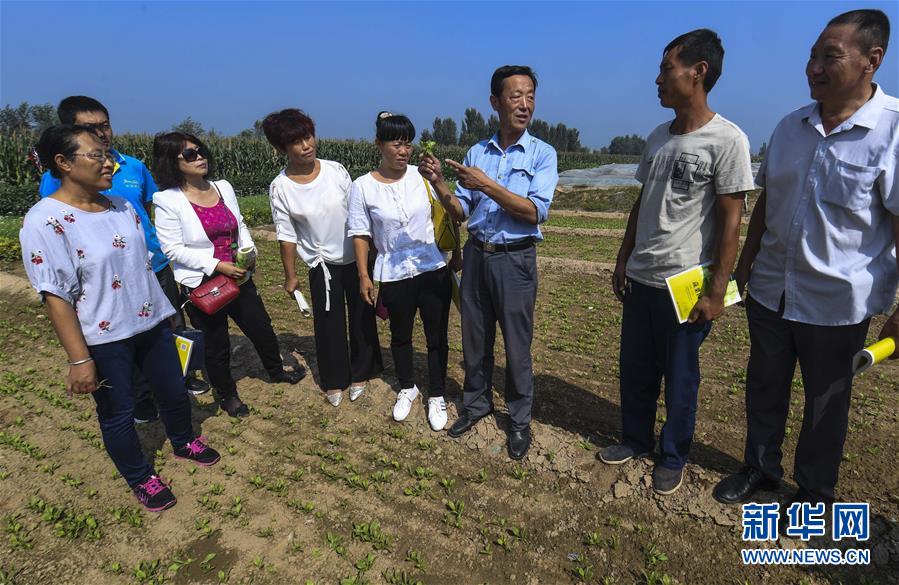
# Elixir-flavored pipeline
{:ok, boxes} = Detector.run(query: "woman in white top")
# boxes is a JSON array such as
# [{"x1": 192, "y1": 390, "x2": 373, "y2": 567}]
[
  {"x1": 152, "y1": 132, "x2": 304, "y2": 418},
  {"x1": 262, "y1": 109, "x2": 382, "y2": 407},
  {"x1": 347, "y1": 112, "x2": 459, "y2": 431},
  {"x1": 20, "y1": 125, "x2": 219, "y2": 512}
]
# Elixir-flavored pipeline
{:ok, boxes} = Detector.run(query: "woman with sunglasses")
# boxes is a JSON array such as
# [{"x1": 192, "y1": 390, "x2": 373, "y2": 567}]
[
  {"x1": 20, "y1": 125, "x2": 220, "y2": 512},
  {"x1": 347, "y1": 112, "x2": 456, "y2": 431},
  {"x1": 152, "y1": 132, "x2": 303, "y2": 418},
  {"x1": 262, "y1": 109, "x2": 383, "y2": 407}
]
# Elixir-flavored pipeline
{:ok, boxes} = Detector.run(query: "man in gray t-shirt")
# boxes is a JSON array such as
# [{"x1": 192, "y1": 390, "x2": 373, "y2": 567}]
[{"x1": 598, "y1": 29, "x2": 755, "y2": 496}]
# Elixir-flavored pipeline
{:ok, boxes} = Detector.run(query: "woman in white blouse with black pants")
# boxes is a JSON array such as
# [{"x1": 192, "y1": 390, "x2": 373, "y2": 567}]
[
  {"x1": 263, "y1": 109, "x2": 383, "y2": 406},
  {"x1": 347, "y1": 113, "x2": 458, "y2": 431}
]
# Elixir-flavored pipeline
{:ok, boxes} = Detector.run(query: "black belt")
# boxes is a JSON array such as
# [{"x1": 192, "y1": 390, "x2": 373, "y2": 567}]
[{"x1": 469, "y1": 237, "x2": 535, "y2": 253}]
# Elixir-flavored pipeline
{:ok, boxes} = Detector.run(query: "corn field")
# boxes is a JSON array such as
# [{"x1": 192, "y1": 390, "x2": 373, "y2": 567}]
[{"x1": 0, "y1": 132, "x2": 637, "y2": 214}]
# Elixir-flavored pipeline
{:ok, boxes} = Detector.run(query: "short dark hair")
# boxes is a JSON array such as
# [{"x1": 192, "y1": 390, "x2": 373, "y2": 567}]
[
  {"x1": 490, "y1": 65, "x2": 538, "y2": 97},
  {"x1": 375, "y1": 112, "x2": 415, "y2": 142},
  {"x1": 664, "y1": 29, "x2": 725, "y2": 93},
  {"x1": 36, "y1": 124, "x2": 102, "y2": 179},
  {"x1": 262, "y1": 109, "x2": 316, "y2": 152},
  {"x1": 57, "y1": 96, "x2": 109, "y2": 125},
  {"x1": 152, "y1": 131, "x2": 213, "y2": 190},
  {"x1": 828, "y1": 9, "x2": 890, "y2": 54}
]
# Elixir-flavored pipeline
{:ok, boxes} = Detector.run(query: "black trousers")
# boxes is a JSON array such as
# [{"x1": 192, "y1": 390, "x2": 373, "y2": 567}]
[
  {"x1": 185, "y1": 277, "x2": 284, "y2": 397},
  {"x1": 309, "y1": 261, "x2": 383, "y2": 390},
  {"x1": 743, "y1": 295, "x2": 869, "y2": 503},
  {"x1": 379, "y1": 267, "x2": 451, "y2": 397}
]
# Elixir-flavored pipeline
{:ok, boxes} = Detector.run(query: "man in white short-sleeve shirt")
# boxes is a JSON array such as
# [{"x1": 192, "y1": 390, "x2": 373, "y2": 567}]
[
  {"x1": 599, "y1": 29, "x2": 754, "y2": 496},
  {"x1": 714, "y1": 9, "x2": 899, "y2": 508}
]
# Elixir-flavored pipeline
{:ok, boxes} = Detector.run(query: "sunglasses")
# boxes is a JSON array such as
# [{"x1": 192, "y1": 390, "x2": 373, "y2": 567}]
[{"x1": 179, "y1": 146, "x2": 209, "y2": 162}]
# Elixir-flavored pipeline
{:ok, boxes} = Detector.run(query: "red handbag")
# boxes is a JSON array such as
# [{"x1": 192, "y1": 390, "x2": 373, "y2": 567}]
[{"x1": 187, "y1": 274, "x2": 239, "y2": 315}]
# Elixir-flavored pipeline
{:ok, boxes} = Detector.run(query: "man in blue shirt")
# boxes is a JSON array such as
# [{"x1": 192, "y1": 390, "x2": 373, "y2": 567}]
[
  {"x1": 420, "y1": 65, "x2": 558, "y2": 460},
  {"x1": 39, "y1": 96, "x2": 209, "y2": 418}
]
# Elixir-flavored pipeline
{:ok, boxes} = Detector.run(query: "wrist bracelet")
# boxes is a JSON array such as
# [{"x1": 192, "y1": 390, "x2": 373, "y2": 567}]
[{"x1": 69, "y1": 357, "x2": 93, "y2": 366}]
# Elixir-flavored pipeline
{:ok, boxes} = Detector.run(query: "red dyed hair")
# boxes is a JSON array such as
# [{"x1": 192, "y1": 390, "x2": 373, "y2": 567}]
[{"x1": 262, "y1": 109, "x2": 316, "y2": 151}]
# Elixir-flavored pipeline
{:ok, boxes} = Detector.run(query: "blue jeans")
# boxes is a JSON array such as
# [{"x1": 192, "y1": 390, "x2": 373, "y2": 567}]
[
  {"x1": 619, "y1": 281, "x2": 711, "y2": 470},
  {"x1": 89, "y1": 321, "x2": 195, "y2": 487}
]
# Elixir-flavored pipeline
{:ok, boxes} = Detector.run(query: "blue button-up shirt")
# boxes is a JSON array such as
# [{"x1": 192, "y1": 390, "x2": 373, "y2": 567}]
[
  {"x1": 39, "y1": 149, "x2": 168, "y2": 272},
  {"x1": 749, "y1": 84, "x2": 899, "y2": 326},
  {"x1": 455, "y1": 130, "x2": 558, "y2": 243}
]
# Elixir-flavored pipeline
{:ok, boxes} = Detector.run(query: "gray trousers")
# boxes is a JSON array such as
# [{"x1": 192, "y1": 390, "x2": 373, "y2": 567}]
[{"x1": 460, "y1": 239, "x2": 538, "y2": 431}]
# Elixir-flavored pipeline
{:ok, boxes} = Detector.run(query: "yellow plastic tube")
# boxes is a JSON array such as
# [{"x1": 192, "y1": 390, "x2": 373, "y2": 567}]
[{"x1": 851, "y1": 337, "x2": 896, "y2": 375}]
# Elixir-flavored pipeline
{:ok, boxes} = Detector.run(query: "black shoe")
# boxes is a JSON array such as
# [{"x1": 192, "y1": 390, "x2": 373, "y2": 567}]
[
  {"x1": 447, "y1": 408, "x2": 494, "y2": 438},
  {"x1": 713, "y1": 466, "x2": 780, "y2": 504},
  {"x1": 185, "y1": 374, "x2": 210, "y2": 396},
  {"x1": 507, "y1": 427, "x2": 531, "y2": 460},
  {"x1": 598, "y1": 443, "x2": 646, "y2": 465},
  {"x1": 220, "y1": 394, "x2": 250, "y2": 418},
  {"x1": 133, "y1": 399, "x2": 159, "y2": 424},
  {"x1": 652, "y1": 465, "x2": 684, "y2": 495},
  {"x1": 779, "y1": 489, "x2": 831, "y2": 540},
  {"x1": 269, "y1": 367, "x2": 305, "y2": 384}
]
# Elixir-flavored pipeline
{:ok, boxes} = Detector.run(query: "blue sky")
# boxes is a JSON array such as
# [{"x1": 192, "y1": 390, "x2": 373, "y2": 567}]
[{"x1": 2, "y1": 0, "x2": 897, "y2": 151}]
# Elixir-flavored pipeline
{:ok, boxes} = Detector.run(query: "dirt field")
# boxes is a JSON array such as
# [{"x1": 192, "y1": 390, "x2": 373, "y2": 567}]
[{"x1": 1, "y1": 193, "x2": 897, "y2": 585}]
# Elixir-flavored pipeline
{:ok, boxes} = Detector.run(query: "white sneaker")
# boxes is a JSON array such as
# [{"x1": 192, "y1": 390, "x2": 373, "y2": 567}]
[
  {"x1": 392, "y1": 385, "x2": 419, "y2": 422},
  {"x1": 427, "y1": 396, "x2": 448, "y2": 431},
  {"x1": 349, "y1": 383, "x2": 366, "y2": 402},
  {"x1": 326, "y1": 391, "x2": 342, "y2": 407}
]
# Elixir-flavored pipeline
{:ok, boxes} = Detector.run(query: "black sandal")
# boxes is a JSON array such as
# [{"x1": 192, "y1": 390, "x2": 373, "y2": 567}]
[{"x1": 220, "y1": 394, "x2": 250, "y2": 418}]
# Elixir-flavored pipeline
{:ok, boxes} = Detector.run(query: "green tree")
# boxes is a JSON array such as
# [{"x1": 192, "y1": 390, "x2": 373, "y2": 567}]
[
  {"x1": 432, "y1": 117, "x2": 458, "y2": 145},
  {"x1": 527, "y1": 119, "x2": 585, "y2": 152},
  {"x1": 172, "y1": 116, "x2": 204, "y2": 136},
  {"x1": 238, "y1": 119, "x2": 266, "y2": 140},
  {"x1": 607, "y1": 134, "x2": 646, "y2": 155},
  {"x1": 487, "y1": 115, "x2": 499, "y2": 138},
  {"x1": 29, "y1": 103, "x2": 59, "y2": 134},
  {"x1": 0, "y1": 103, "x2": 31, "y2": 134},
  {"x1": 459, "y1": 108, "x2": 488, "y2": 146},
  {"x1": 0, "y1": 102, "x2": 59, "y2": 135}
]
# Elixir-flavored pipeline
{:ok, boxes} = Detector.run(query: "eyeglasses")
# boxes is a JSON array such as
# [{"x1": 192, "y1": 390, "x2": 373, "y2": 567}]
[
  {"x1": 179, "y1": 146, "x2": 209, "y2": 162},
  {"x1": 82, "y1": 122, "x2": 112, "y2": 133},
  {"x1": 71, "y1": 151, "x2": 116, "y2": 163}
]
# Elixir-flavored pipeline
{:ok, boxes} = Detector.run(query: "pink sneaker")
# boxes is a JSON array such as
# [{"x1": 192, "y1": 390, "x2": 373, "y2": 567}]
[
  {"x1": 173, "y1": 436, "x2": 221, "y2": 467},
  {"x1": 133, "y1": 475, "x2": 176, "y2": 512}
]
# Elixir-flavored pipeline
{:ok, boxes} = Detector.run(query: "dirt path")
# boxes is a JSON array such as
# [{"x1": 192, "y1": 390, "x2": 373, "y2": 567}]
[{"x1": 1, "y1": 241, "x2": 896, "y2": 584}]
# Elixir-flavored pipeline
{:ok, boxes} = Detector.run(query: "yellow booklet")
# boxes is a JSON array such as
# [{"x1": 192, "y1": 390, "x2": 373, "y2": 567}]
[
  {"x1": 664, "y1": 263, "x2": 741, "y2": 324},
  {"x1": 173, "y1": 334, "x2": 194, "y2": 377}
]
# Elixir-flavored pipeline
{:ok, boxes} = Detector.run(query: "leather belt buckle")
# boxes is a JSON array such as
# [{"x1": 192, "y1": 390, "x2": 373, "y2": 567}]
[{"x1": 484, "y1": 242, "x2": 496, "y2": 253}]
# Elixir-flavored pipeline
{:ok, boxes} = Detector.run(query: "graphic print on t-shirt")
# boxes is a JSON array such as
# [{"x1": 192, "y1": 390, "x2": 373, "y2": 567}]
[{"x1": 671, "y1": 153, "x2": 700, "y2": 191}]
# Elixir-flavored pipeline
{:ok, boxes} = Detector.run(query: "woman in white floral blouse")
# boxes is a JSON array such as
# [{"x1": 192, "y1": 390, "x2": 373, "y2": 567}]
[{"x1": 20, "y1": 125, "x2": 220, "y2": 512}]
